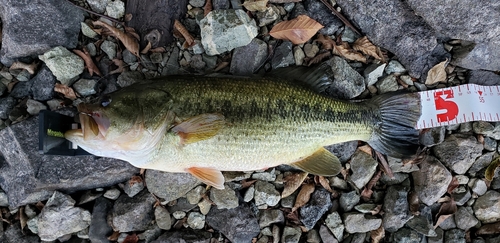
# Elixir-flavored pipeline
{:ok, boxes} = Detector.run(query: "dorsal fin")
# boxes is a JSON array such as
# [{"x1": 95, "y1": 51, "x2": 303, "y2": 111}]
[{"x1": 267, "y1": 61, "x2": 333, "y2": 93}]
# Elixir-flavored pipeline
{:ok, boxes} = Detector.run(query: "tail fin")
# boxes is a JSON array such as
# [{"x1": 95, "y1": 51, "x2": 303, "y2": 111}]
[{"x1": 366, "y1": 92, "x2": 421, "y2": 158}]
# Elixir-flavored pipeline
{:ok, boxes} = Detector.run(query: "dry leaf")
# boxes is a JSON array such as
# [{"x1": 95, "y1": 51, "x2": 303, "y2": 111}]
[
  {"x1": 333, "y1": 42, "x2": 367, "y2": 63},
  {"x1": 315, "y1": 34, "x2": 336, "y2": 50},
  {"x1": 370, "y1": 225, "x2": 385, "y2": 243},
  {"x1": 214, "y1": 61, "x2": 230, "y2": 72},
  {"x1": 447, "y1": 177, "x2": 459, "y2": 194},
  {"x1": 7, "y1": 80, "x2": 19, "y2": 93},
  {"x1": 304, "y1": 50, "x2": 331, "y2": 66},
  {"x1": 150, "y1": 47, "x2": 167, "y2": 53},
  {"x1": 361, "y1": 171, "x2": 382, "y2": 201},
  {"x1": 282, "y1": 172, "x2": 308, "y2": 198},
  {"x1": 316, "y1": 176, "x2": 333, "y2": 193},
  {"x1": 129, "y1": 176, "x2": 143, "y2": 186},
  {"x1": 241, "y1": 179, "x2": 257, "y2": 189},
  {"x1": 204, "y1": 0, "x2": 213, "y2": 16},
  {"x1": 270, "y1": 15, "x2": 324, "y2": 45},
  {"x1": 485, "y1": 156, "x2": 500, "y2": 181},
  {"x1": 110, "y1": 59, "x2": 126, "y2": 74},
  {"x1": 243, "y1": 0, "x2": 268, "y2": 12},
  {"x1": 141, "y1": 41, "x2": 152, "y2": 54},
  {"x1": 269, "y1": 0, "x2": 301, "y2": 3},
  {"x1": 10, "y1": 61, "x2": 37, "y2": 75},
  {"x1": 425, "y1": 59, "x2": 448, "y2": 85},
  {"x1": 353, "y1": 36, "x2": 385, "y2": 62},
  {"x1": 54, "y1": 83, "x2": 77, "y2": 100},
  {"x1": 358, "y1": 145, "x2": 372, "y2": 155},
  {"x1": 124, "y1": 13, "x2": 133, "y2": 22},
  {"x1": 292, "y1": 183, "x2": 315, "y2": 211},
  {"x1": 107, "y1": 231, "x2": 120, "y2": 241},
  {"x1": 408, "y1": 191, "x2": 420, "y2": 215},
  {"x1": 478, "y1": 222, "x2": 500, "y2": 235},
  {"x1": 434, "y1": 198, "x2": 457, "y2": 229},
  {"x1": 93, "y1": 20, "x2": 140, "y2": 57},
  {"x1": 174, "y1": 20, "x2": 195, "y2": 47},
  {"x1": 73, "y1": 49, "x2": 102, "y2": 77},
  {"x1": 19, "y1": 207, "x2": 28, "y2": 230},
  {"x1": 124, "y1": 26, "x2": 141, "y2": 41},
  {"x1": 376, "y1": 151, "x2": 393, "y2": 179},
  {"x1": 122, "y1": 234, "x2": 139, "y2": 243}
]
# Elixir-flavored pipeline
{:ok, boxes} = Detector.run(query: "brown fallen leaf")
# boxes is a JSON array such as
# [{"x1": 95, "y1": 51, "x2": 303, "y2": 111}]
[
  {"x1": 73, "y1": 49, "x2": 102, "y2": 77},
  {"x1": 304, "y1": 50, "x2": 331, "y2": 66},
  {"x1": 353, "y1": 36, "x2": 386, "y2": 62},
  {"x1": 371, "y1": 225, "x2": 385, "y2": 243},
  {"x1": 282, "y1": 172, "x2": 308, "y2": 198},
  {"x1": 241, "y1": 179, "x2": 257, "y2": 189},
  {"x1": 19, "y1": 206, "x2": 28, "y2": 230},
  {"x1": 54, "y1": 83, "x2": 78, "y2": 100},
  {"x1": 358, "y1": 145, "x2": 372, "y2": 155},
  {"x1": 150, "y1": 47, "x2": 167, "y2": 53},
  {"x1": 376, "y1": 151, "x2": 393, "y2": 179},
  {"x1": 316, "y1": 176, "x2": 334, "y2": 194},
  {"x1": 129, "y1": 175, "x2": 143, "y2": 186},
  {"x1": 110, "y1": 59, "x2": 127, "y2": 75},
  {"x1": 361, "y1": 170, "x2": 382, "y2": 201},
  {"x1": 93, "y1": 20, "x2": 140, "y2": 57},
  {"x1": 107, "y1": 231, "x2": 120, "y2": 241},
  {"x1": 270, "y1": 15, "x2": 324, "y2": 45},
  {"x1": 141, "y1": 41, "x2": 152, "y2": 54},
  {"x1": 174, "y1": 20, "x2": 195, "y2": 47},
  {"x1": 477, "y1": 222, "x2": 500, "y2": 235},
  {"x1": 7, "y1": 80, "x2": 19, "y2": 93},
  {"x1": 315, "y1": 34, "x2": 336, "y2": 50},
  {"x1": 269, "y1": 0, "x2": 302, "y2": 3},
  {"x1": 485, "y1": 156, "x2": 500, "y2": 181},
  {"x1": 122, "y1": 234, "x2": 139, "y2": 243},
  {"x1": 124, "y1": 13, "x2": 133, "y2": 22},
  {"x1": 204, "y1": 0, "x2": 213, "y2": 16},
  {"x1": 425, "y1": 59, "x2": 448, "y2": 85},
  {"x1": 447, "y1": 177, "x2": 459, "y2": 194},
  {"x1": 333, "y1": 42, "x2": 367, "y2": 63},
  {"x1": 243, "y1": 0, "x2": 268, "y2": 12},
  {"x1": 10, "y1": 61, "x2": 38, "y2": 75},
  {"x1": 292, "y1": 183, "x2": 315, "y2": 211},
  {"x1": 434, "y1": 198, "x2": 457, "y2": 229}
]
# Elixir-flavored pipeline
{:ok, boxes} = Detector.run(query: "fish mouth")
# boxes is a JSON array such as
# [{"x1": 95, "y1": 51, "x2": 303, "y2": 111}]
[{"x1": 75, "y1": 103, "x2": 110, "y2": 141}]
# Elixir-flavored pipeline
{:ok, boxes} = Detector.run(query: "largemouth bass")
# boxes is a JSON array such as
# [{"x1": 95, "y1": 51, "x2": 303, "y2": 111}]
[{"x1": 65, "y1": 71, "x2": 421, "y2": 189}]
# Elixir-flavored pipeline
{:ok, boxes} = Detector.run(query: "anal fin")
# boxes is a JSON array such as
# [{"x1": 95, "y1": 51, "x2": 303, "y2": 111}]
[
  {"x1": 187, "y1": 167, "x2": 225, "y2": 189},
  {"x1": 172, "y1": 113, "x2": 225, "y2": 145},
  {"x1": 291, "y1": 148, "x2": 342, "y2": 176}
]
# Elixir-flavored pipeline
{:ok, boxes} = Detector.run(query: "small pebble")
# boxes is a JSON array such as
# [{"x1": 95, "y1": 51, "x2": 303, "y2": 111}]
[
  {"x1": 100, "y1": 40, "x2": 117, "y2": 60},
  {"x1": 155, "y1": 206, "x2": 172, "y2": 230},
  {"x1": 105, "y1": 0, "x2": 125, "y2": 19},
  {"x1": 103, "y1": 188, "x2": 121, "y2": 200},
  {"x1": 187, "y1": 212, "x2": 205, "y2": 229},
  {"x1": 186, "y1": 186, "x2": 206, "y2": 205},
  {"x1": 26, "y1": 99, "x2": 47, "y2": 115},
  {"x1": 293, "y1": 46, "x2": 305, "y2": 66},
  {"x1": 303, "y1": 43, "x2": 319, "y2": 58},
  {"x1": 173, "y1": 211, "x2": 186, "y2": 220},
  {"x1": 198, "y1": 198, "x2": 212, "y2": 215}
]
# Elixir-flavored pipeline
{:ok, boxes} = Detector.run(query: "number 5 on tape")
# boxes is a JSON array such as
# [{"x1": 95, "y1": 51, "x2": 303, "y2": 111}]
[{"x1": 415, "y1": 84, "x2": 500, "y2": 129}]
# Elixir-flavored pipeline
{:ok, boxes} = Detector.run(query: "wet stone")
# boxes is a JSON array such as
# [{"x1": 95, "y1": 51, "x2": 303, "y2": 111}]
[
  {"x1": 259, "y1": 209, "x2": 285, "y2": 228},
  {"x1": 484, "y1": 123, "x2": 500, "y2": 140},
  {"x1": 471, "y1": 179, "x2": 488, "y2": 196},
  {"x1": 329, "y1": 176, "x2": 348, "y2": 190},
  {"x1": 303, "y1": 43, "x2": 319, "y2": 58},
  {"x1": 381, "y1": 172, "x2": 409, "y2": 186},
  {"x1": 122, "y1": 49, "x2": 137, "y2": 64},
  {"x1": 138, "y1": 225, "x2": 162, "y2": 243},
  {"x1": 252, "y1": 169, "x2": 276, "y2": 182},
  {"x1": 254, "y1": 181, "x2": 280, "y2": 207},
  {"x1": 198, "y1": 198, "x2": 212, "y2": 215},
  {"x1": 439, "y1": 214, "x2": 457, "y2": 230},
  {"x1": 210, "y1": 186, "x2": 239, "y2": 209},
  {"x1": 0, "y1": 83, "x2": 6, "y2": 96},
  {"x1": 412, "y1": 156, "x2": 452, "y2": 206},
  {"x1": 281, "y1": 226, "x2": 302, "y2": 243},
  {"x1": 344, "y1": 213, "x2": 382, "y2": 233},
  {"x1": 81, "y1": 22, "x2": 98, "y2": 39},
  {"x1": 383, "y1": 186, "x2": 413, "y2": 232},
  {"x1": 388, "y1": 156, "x2": 419, "y2": 173},
  {"x1": 10, "y1": 79, "x2": 33, "y2": 98},
  {"x1": 151, "y1": 229, "x2": 211, "y2": 243},
  {"x1": 339, "y1": 191, "x2": 360, "y2": 212},
  {"x1": 350, "y1": 150, "x2": 378, "y2": 189},
  {"x1": 243, "y1": 185, "x2": 255, "y2": 202},
  {"x1": 453, "y1": 190, "x2": 472, "y2": 206},
  {"x1": 325, "y1": 212, "x2": 344, "y2": 241},
  {"x1": 271, "y1": 41, "x2": 295, "y2": 69},
  {"x1": 300, "y1": 188, "x2": 332, "y2": 230},
  {"x1": 433, "y1": 134, "x2": 483, "y2": 174},
  {"x1": 111, "y1": 190, "x2": 156, "y2": 232},
  {"x1": 256, "y1": 6, "x2": 279, "y2": 26}
]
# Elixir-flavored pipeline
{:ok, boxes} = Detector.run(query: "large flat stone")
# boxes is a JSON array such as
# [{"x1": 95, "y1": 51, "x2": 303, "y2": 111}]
[
  {"x1": 0, "y1": 116, "x2": 139, "y2": 207},
  {"x1": 0, "y1": 0, "x2": 83, "y2": 66}
]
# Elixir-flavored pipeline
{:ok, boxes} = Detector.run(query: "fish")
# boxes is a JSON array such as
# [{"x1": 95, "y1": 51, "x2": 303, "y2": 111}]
[{"x1": 65, "y1": 64, "x2": 421, "y2": 189}]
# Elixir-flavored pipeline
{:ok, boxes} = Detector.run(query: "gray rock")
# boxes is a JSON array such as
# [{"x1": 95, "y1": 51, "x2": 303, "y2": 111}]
[
  {"x1": 117, "y1": 71, "x2": 144, "y2": 88},
  {"x1": 0, "y1": 96, "x2": 16, "y2": 119},
  {"x1": 200, "y1": 9, "x2": 258, "y2": 55},
  {"x1": 206, "y1": 202, "x2": 260, "y2": 243},
  {"x1": 428, "y1": 228, "x2": 444, "y2": 243},
  {"x1": 336, "y1": 0, "x2": 447, "y2": 79},
  {"x1": 123, "y1": 177, "x2": 144, "y2": 198},
  {"x1": 10, "y1": 79, "x2": 33, "y2": 99},
  {"x1": 271, "y1": 41, "x2": 295, "y2": 69},
  {"x1": 473, "y1": 190, "x2": 500, "y2": 223},
  {"x1": 161, "y1": 47, "x2": 181, "y2": 76},
  {"x1": 453, "y1": 190, "x2": 472, "y2": 206},
  {"x1": 256, "y1": 6, "x2": 279, "y2": 26},
  {"x1": 0, "y1": 190, "x2": 8, "y2": 207},
  {"x1": 303, "y1": 44, "x2": 319, "y2": 58},
  {"x1": 388, "y1": 157, "x2": 419, "y2": 173},
  {"x1": 151, "y1": 229, "x2": 211, "y2": 243},
  {"x1": 254, "y1": 181, "x2": 280, "y2": 207},
  {"x1": 213, "y1": 0, "x2": 230, "y2": 9},
  {"x1": 243, "y1": 185, "x2": 255, "y2": 202},
  {"x1": 385, "y1": 60, "x2": 407, "y2": 74},
  {"x1": 381, "y1": 172, "x2": 409, "y2": 186},
  {"x1": 303, "y1": 0, "x2": 343, "y2": 35},
  {"x1": 420, "y1": 126, "x2": 446, "y2": 146},
  {"x1": 88, "y1": 197, "x2": 113, "y2": 243},
  {"x1": 468, "y1": 152, "x2": 495, "y2": 177},
  {"x1": 439, "y1": 214, "x2": 456, "y2": 230},
  {"x1": 300, "y1": 188, "x2": 332, "y2": 230},
  {"x1": 350, "y1": 150, "x2": 378, "y2": 189},
  {"x1": 145, "y1": 170, "x2": 200, "y2": 203},
  {"x1": 155, "y1": 206, "x2": 172, "y2": 230},
  {"x1": 103, "y1": 188, "x2": 121, "y2": 200},
  {"x1": 344, "y1": 213, "x2": 382, "y2": 233},
  {"x1": 364, "y1": 63, "x2": 387, "y2": 86},
  {"x1": 0, "y1": 0, "x2": 84, "y2": 66},
  {"x1": 37, "y1": 191, "x2": 91, "y2": 241},
  {"x1": 484, "y1": 137, "x2": 497, "y2": 151},
  {"x1": 324, "y1": 57, "x2": 366, "y2": 99},
  {"x1": 282, "y1": 226, "x2": 302, "y2": 243},
  {"x1": 325, "y1": 141, "x2": 358, "y2": 163},
  {"x1": 72, "y1": 79, "x2": 97, "y2": 96},
  {"x1": 123, "y1": 49, "x2": 138, "y2": 64},
  {"x1": 16, "y1": 70, "x2": 32, "y2": 82},
  {"x1": 39, "y1": 46, "x2": 84, "y2": 85},
  {"x1": 259, "y1": 209, "x2": 284, "y2": 228},
  {"x1": 1, "y1": 224, "x2": 40, "y2": 243},
  {"x1": 307, "y1": 229, "x2": 320, "y2": 243},
  {"x1": 138, "y1": 224, "x2": 162, "y2": 243},
  {"x1": 412, "y1": 156, "x2": 452, "y2": 206},
  {"x1": 405, "y1": 215, "x2": 437, "y2": 237},
  {"x1": 339, "y1": 191, "x2": 360, "y2": 212},
  {"x1": 0, "y1": 83, "x2": 6, "y2": 96},
  {"x1": 392, "y1": 228, "x2": 425, "y2": 243},
  {"x1": 0, "y1": 116, "x2": 140, "y2": 207},
  {"x1": 471, "y1": 179, "x2": 488, "y2": 196},
  {"x1": 319, "y1": 225, "x2": 338, "y2": 243},
  {"x1": 105, "y1": 0, "x2": 125, "y2": 19},
  {"x1": 455, "y1": 206, "x2": 479, "y2": 231},
  {"x1": 190, "y1": 54, "x2": 206, "y2": 70},
  {"x1": 187, "y1": 212, "x2": 206, "y2": 229},
  {"x1": 325, "y1": 212, "x2": 344, "y2": 241},
  {"x1": 167, "y1": 197, "x2": 198, "y2": 213},
  {"x1": 31, "y1": 66, "x2": 56, "y2": 101},
  {"x1": 87, "y1": 0, "x2": 109, "y2": 13},
  {"x1": 473, "y1": 121, "x2": 495, "y2": 134},
  {"x1": 210, "y1": 186, "x2": 239, "y2": 209},
  {"x1": 468, "y1": 70, "x2": 500, "y2": 86},
  {"x1": 376, "y1": 74, "x2": 399, "y2": 94},
  {"x1": 112, "y1": 190, "x2": 156, "y2": 232},
  {"x1": 81, "y1": 22, "x2": 99, "y2": 39},
  {"x1": 484, "y1": 123, "x2": 500, "y2": 140},
  {"x1": 383, "y1": 186, "x2": 413, "y2": 232},
  {"x1": 186, "y1": 186, "x2": 206, "y2": 204},
  {"x1": 444, "y1": 228, "x2": 466, "y2": 243},
  {"x1": 26, "y1": 99, "x2": 47, "y2": 116},
  {"x1": 433, "y1": 134, "x2": 483, "y2": 174},
  {"x1": 252, "y1": 169, "x2": 276, "y2": 182}
]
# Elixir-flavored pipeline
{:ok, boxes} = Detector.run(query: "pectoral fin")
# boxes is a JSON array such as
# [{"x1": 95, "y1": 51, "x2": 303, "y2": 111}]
[
  {"x1": 172, "y1": 113, "x2": 225, "y2": 145},
  {"x1": 291, "y1": 148, "x2": 342, "y2": 176},
  {"x1": 187, "y1": 167, "x2": 225, "y2": 189}
]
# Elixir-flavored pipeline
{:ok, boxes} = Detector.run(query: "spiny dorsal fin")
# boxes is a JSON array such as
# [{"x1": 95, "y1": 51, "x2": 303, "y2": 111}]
[
  {"x1": 267, "y1": 61, "x2": 333, "y2": 93},
  {"x1": 172, "y1": 113, "x2": 225, "y2": 145},
  {"x1": 187, "y1": 167, "x2": 225, "y2": 189},
  {"x1": 291, "y1": 147, "x2": 342, "y2": 176}
]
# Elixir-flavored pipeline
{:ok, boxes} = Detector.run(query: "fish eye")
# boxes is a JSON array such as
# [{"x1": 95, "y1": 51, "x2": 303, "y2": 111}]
[{"x1": 101, "y1": 96, "x2": 112, "y2": 107}]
